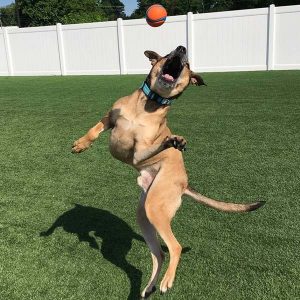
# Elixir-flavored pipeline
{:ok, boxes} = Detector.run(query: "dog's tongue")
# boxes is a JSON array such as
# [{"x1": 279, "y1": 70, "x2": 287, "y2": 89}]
[{"x1": 162, "y1": 74, "x2": 174, "y2": 82}]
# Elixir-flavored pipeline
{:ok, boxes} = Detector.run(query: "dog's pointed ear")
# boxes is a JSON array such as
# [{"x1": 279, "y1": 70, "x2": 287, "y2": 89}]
[
  {"x1": 190, "y1": 71, "x2": 206, "y2": 86},
  {"x1": 144, "y1": 50, "x2": 162, "y2": 66}
]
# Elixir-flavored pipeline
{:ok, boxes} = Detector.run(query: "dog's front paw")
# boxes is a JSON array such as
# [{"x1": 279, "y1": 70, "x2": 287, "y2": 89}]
[
  {"x1": 72, "y1": 136, "x2": 92, "y2": 153},
  {"x1": 163, "y1": 135, "x2": 187, "y2": 151}
]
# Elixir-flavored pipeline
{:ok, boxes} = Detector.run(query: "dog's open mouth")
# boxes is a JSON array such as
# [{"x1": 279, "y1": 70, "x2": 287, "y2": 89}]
[{"x1": 159, "y1": 56, "x2": 184, "y2": 87}]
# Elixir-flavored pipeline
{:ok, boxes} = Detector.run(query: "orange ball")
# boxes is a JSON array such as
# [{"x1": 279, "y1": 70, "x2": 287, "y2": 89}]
[{"x1": 146, "y1": 4, "x2": 167, "y2": 27}]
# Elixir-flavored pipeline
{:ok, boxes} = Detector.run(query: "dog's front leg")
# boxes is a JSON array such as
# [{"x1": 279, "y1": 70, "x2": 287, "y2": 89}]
[
  {"x1": 133, "y1": 135, "x2": 187, "y2": 165},
  {"x1": 72, "y1": 114, "x2": 111, "y2": 153}
]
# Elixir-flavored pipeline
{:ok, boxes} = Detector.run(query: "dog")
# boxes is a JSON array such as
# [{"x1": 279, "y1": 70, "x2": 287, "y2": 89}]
[{"x1": 72, "y1": 45, "x2": 265, "y2": 298}]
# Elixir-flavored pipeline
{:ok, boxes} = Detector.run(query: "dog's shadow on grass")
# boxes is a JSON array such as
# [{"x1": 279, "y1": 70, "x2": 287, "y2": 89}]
[
  {"x1": 40, "y1": 203, "x2": 144, "y2": 300},
  {"x1": 40, "y1": 203, "x2": 191, "y2": 299}
]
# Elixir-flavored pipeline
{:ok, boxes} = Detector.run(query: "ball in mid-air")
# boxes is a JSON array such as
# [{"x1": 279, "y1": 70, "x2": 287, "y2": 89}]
[{"x1": 146, "y1": 4, "x2": 167, "y2": 27}]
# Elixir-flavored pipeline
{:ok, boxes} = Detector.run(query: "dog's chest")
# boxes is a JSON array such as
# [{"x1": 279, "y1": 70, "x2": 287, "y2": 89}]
[{"x1": 109, "y1": 108, "x2": 159, "y2": 163}]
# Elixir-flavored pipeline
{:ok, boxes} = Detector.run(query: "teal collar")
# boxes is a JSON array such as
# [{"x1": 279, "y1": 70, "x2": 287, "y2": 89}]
[{"x1": 141, "y1": 81, "x2": 174, "y2": 106}]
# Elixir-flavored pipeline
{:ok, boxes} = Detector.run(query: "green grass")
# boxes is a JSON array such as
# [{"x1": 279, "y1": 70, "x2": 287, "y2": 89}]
[{"x1": 0, "y1": 71, "x2": 299, "y2": 300}]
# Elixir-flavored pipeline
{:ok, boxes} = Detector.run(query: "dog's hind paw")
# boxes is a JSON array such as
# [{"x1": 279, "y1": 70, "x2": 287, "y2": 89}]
[{"x1": 141, "y1": 286, "x2": 156, "y2": 299}]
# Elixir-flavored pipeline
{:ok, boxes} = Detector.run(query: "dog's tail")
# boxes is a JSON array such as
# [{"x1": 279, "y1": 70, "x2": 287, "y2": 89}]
[{"x1": 184, "y1": 186, "x2": 265, "y2": 213}]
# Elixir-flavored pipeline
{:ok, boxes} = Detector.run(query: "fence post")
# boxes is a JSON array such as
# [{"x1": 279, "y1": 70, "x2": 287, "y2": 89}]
[
  {"x1": 117, "y1": 18, "x2": 126, "y2": 75},
  {"x1": 3, "y1": 27, "x2": 14, "y2": 76},
  {"x1": 187, "y1": 12, "x2": 194, "y2": 70},
  {"x1": 56, "y1": 23, "x2": 66, "y2": 75},
  {"x1": 267, "y1": 4, "x2": 276, "y2": 71}
]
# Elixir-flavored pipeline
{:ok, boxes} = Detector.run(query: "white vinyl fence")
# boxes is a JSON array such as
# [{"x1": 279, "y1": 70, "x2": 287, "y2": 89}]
[{"x1": 0, "y1": 4, "x2": 300, "y2": 76}]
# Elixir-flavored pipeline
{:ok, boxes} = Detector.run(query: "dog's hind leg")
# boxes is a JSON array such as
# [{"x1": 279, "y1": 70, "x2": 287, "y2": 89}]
[
  {"x1": 145, "y1": 181, "x2": 184, "y2": 295},
  {"x1": 137, "y1": 191, "x2": 165, "y2": 298}
]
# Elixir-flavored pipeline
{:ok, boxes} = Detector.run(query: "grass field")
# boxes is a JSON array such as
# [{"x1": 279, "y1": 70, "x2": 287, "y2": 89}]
[{"x1": 0, "y1": 71, "x2": 299, "y2": 300}]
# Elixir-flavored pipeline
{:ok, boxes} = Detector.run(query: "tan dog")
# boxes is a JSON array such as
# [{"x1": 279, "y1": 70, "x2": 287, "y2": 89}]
[{"x1": 72, "y1": 46, "x2": 265, "y2": 298}]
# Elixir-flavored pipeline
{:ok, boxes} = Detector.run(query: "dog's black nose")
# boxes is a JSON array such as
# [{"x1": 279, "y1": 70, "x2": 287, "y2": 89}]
[{"x1": 176, "y1": 46, "x2": 186, "y2": 54}]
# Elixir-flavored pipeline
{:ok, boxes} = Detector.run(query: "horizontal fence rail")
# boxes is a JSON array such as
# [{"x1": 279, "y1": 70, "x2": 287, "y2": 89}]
[{"x1": 0, "y1": 4, "x2": 299, "y2": 76}]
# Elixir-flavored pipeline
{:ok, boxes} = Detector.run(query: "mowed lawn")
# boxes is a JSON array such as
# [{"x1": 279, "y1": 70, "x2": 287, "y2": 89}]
[{"x1": 0, "y1": 71, "x2": 299, "y2": 300}]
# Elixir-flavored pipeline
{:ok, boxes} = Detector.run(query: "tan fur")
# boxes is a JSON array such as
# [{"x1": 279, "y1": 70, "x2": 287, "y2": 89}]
[{"x1": 72, "y1": 46, "x2": 264, "y2": 298}]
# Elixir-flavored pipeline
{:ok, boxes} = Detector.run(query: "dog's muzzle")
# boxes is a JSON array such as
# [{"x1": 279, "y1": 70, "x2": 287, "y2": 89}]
[{"x1": 158, "y1": 46, "x2": 188, "y2": 89}]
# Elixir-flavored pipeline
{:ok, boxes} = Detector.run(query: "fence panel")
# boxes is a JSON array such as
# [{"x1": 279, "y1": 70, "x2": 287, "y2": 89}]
[
  {"x1": 0, "y1": 30, "x2": 8, "y2": 75},
  {"x1": 274, "y1": 5, "x2": 300, "y2": 70},
  {"x1": 193, "y1": 8, "x2": 269, "y2": 72},
  {"x1": 8, "y1": 26, "x2": 61, "y2": 76},
  {"x1": 62, "y1": 22, "x2": 120, "y2": 75}
]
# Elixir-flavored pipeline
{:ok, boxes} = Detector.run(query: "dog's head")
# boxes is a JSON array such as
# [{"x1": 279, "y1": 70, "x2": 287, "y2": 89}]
[{"x1": 144, "y1": 46, "x2": 206, "y2": 99}]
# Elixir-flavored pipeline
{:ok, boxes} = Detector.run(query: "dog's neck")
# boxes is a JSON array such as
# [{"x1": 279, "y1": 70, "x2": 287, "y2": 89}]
[
  {"x1": 137, "y1": 87, "x2": 170, "y2": 115},
  {"x1": 141, "y1": 80, "x2": 174, "y2": 106}
]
